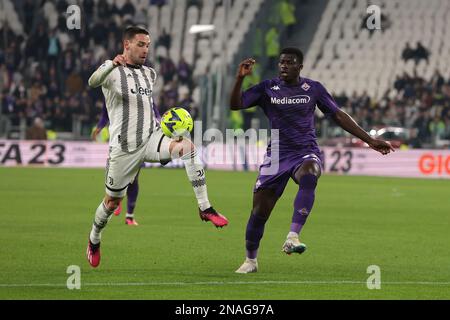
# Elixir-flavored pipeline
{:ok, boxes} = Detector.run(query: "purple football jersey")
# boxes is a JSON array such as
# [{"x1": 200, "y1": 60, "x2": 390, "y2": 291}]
[{"x1": 241, "y1": 77, "x2": 340, "y2": 154}]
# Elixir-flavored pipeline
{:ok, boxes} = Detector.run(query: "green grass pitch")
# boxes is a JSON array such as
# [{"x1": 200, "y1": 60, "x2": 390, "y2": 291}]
[{"x1": 0, "y1": 167, "x2": 449, "y2": 299}]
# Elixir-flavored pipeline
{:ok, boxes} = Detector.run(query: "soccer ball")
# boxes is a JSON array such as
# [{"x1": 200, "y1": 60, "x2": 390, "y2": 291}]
[{"x1": 161, "y1": 107, "x2": 194, "y2": 138}]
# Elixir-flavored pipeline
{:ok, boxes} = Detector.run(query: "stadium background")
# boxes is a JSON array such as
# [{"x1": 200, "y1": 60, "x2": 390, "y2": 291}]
[{"x1": 0, "y1": 0, "x2": 449, "y2": 301}]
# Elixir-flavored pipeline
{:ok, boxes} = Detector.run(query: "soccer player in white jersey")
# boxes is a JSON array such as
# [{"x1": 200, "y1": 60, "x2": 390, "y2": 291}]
[{"x1": 86, "y1": 26, "x2": 228, "y2": 268}]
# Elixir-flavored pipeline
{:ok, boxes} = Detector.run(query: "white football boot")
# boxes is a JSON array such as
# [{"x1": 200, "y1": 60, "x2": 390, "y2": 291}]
[
  {"x1": 235, "y1": 258, "x2": 258, "y2": 274},
  {"x1": 282, "y1": 234, "x2": 307, "y2": 255}
]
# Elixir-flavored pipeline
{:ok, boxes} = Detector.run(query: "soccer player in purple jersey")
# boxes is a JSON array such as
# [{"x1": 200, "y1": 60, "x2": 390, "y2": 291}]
[{"x1": 231, "y1": 48, "x2": 394, "y2": 273}]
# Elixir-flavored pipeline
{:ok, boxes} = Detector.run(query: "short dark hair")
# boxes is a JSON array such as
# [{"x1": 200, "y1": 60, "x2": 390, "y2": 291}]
[
  {"x1": 123, "y1": 26, "x2": 150, "y2": 41},
  {"x1": 280, "y1": 47, "x2": 304, "y2": 64}
]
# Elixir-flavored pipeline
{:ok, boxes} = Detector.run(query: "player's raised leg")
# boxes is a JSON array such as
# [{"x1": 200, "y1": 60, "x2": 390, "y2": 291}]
[
  {"x1": 282, "y1": 159, "x2": 321, "y2": 255},
  {"x1": 125, "y1": 176, "x2": 139, "y2": 226},
  {"x1": 169, "y1": 138, "x2": 228, "y2": 228},
  {"x1": 236, "y1": 189, "x2": 279, "y2": 273},
  {"x1": 87, "y1": 195, "x2": 123, "y2": 267}
]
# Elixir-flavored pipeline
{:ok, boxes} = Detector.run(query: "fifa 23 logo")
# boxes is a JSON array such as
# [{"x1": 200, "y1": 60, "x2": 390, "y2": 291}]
[{"x1": 66, "y1": 5, "x2": 81, "y2": 30}]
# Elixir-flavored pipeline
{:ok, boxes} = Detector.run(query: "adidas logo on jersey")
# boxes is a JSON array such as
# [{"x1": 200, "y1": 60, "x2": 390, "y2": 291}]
[{"x1": 271, "y1": 85, "x2": 280, "y2": 91}]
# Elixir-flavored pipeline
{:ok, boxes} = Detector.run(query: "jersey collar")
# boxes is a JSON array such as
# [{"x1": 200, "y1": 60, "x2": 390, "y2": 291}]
[
  {"x1": 126, "y1": 63, "x2": 141, "y2": 69},
  {"x1": 278, "y1": 77, "x2": 303, "y2": 87}
]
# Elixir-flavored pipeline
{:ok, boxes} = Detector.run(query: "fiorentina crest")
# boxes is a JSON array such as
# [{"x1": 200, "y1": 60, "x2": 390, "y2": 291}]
[{"x1": 301, "y1": 83, "x2": 311, "y2": 91}]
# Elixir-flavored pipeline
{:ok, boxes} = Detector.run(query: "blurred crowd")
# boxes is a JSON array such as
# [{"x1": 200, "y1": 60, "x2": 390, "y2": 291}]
[{"x1": 0, "y1": 0, "x2": 197, "y2": 139}]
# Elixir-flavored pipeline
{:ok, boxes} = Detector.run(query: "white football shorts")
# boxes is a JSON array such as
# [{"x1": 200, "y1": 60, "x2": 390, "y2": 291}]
[{"x1": 104, "y1": 128, "x2": 172, "y2": 198}]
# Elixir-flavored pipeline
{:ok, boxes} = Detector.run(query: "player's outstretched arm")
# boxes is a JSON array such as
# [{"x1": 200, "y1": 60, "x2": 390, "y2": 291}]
[
  {"x1": 331, "y1": 109, "x2": 395, "y2": 155},
  {"x1": 230, "y1": 58, "x2": 256, "y2": 110},
  {"x1": 88, "y1": 55, "x2": 126, "y2": 88}
]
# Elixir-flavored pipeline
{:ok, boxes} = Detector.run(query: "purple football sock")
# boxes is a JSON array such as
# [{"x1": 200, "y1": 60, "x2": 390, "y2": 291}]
[
  {"x1": 290, "y1": 174, "x2": 318, "y2": 235},
  {"x1": 245, "y1": 213, "x2": 268, "y2": 259},
  {"x1": 127, "y1": 179, "x2": 139, "y2": 214}
]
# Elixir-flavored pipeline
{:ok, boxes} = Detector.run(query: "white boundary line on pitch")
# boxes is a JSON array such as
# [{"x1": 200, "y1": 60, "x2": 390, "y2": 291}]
[{"x1": 1, "y1": 280, "x2": 450, "y2": 288}]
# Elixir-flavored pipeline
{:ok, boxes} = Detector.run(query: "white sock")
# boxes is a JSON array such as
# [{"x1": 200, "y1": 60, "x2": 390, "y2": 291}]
[
  {"x1": 181, "y1": 149, "x2": 211, "y2": 211},
  {"x1": 287, "y1": 231, "x2": 299, "y2": 239},
  {"x1": 90, "y1": 201, "x2": 114, "y2": 244},
  {"x1": 126, "y1": 213, "x2": 134, "y2": 219}
]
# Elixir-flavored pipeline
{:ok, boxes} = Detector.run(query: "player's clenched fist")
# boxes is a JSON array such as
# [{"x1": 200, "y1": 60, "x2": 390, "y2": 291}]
[
  {"x1": 112, "y1": 54, "x2": 126, "y2": 66},
  {"x1": 237, "y1": 58, "x2": 256, "y2": 78}
]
